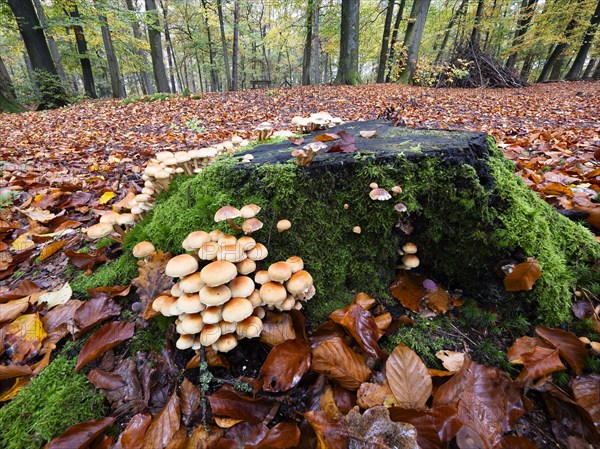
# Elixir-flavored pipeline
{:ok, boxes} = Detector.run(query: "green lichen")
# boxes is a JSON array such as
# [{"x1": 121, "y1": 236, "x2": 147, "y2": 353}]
[{"x1": 0, "y1": 356, "x2": 105, "y2": 449}]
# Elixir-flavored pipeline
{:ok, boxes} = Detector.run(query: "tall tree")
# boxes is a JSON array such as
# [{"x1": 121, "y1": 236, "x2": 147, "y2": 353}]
[
  {"x1": 231, "y1": 0, "x2": 239, "y2": 90},
  {"x1": 6, "y1": 0, "x2": 68, "y2": 109},
  {"x1": 217, "y1": 0, "x2": 232, "y2": 91},
  {"x1": 385, "y1": 0, "x2": 406, "y2": 82},
  {"x1": 95, "y1": 1, "x2": 125, "y2": 98},
  {"x1": 312, "y1": 1, "x2": 320, "y2": 84},
  {"x1": 565, "y1": 0, "x2": 600, "y2": 79},
  {"x1": 32, "y1": 0, "x2": 68, "y2": 86},
  {"x1": 66, "y1": 4, "x2": 97, "y2": 98},
  {"x1": 335, "y1": 0, "x2": 360, "y2": 85},
  {"x1": 470, "y1": 0, "x2": 485, "y2": 47},
  {"x1": 201, "y1": 0, "x2": 220, "y2": 91},
  {"x1": 582, "y1": 58, "x2": 597, "y2": 77},
  {"x1": 302, "y1": 0, "x2": 316, "y2": 85},
  {"x1": 377, "y1": 0, "x2": 395, "y2": 83},
  {"x1": 145, "y1": 0, "x2": 170, "y2": 92},
  {"x1": 434, "y1": 0, "x2": 468, "y2": 64},
  {"x1": 124, "y1": 0, "x2": 154, "y2": 94},
  {"x1": 398, "y1": 0, "x2": 431, "y2": 83},
  {"x1": 505, "y1": 0, "x2": 538, "y2": 70},
  {"x1": 0, "y1": 54, "x2": 17, "y2": 100}
]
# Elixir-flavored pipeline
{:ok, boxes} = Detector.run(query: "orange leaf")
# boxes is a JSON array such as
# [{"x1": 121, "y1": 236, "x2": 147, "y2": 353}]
[
  {"x1": 142, "y1": 389, "x2": 181, "y2": 449},
  {"x1": 311, "y1": 336, "x2": 371, "y2": 390},
  {"x1": 313, "y1": 133, "x2": 339, "y2": 142},
  {"x1": 390, "y1": 272, "x2": 425, "y2": 312},
  {"x1": 504, "y1": 257, "x2": 541, "y2": 291},
  {"x1": 75, "y1": 321, "x2": 135, "y2": 371},
  {"x1": 535, "y1": 325, "x2": 588, "y2": 374},
  {"x1": 39, "y1": 240, "x2": 66, "y2": 261},
  {"x1": 386, "y1": 343, "x2": 432, "y2": 410}
]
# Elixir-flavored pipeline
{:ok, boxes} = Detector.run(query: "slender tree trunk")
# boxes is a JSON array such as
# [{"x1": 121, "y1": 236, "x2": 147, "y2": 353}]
[
  {"x1": 96, "y1": 3, "x2": 125, "y2": 98},
  {"x1": 470, "y1": 0, "x2": 485, "y2": 47},
  {"x1": 32, "y1": 0, "x2": 68, "y2": 86},
  {"x1": 145, "y1": 0, "x2": 170, "y2": 92},
  {"x1": 386, "y1": 0, "x2": 406, "y2": 82},
  {"x1": 335, "y1": 0, "x2": 360, "y2": 85},
  {"x1": 160, "y1": 1, "x2": 181, "y2": 92},
  {"x1": 217, "y1": 0, "x2": 232, "y2": 91},
  {"x1": 0, "y1": 55, "x2": 17, "y2": 100},
  {"x1": 505, "y1": 0, "x2": 538, "y2": 69},
  {"x1": 201, "y1": 0, "x2": 220, "y2": 91},
  {"x1": 124, "y1": 0, "x2": 154, "y2": 94},
  {"x1": 593, "y1": 59, "x2": 600, "y2": 78},
  {"x1": 582, "y1": 58, "x2": 597, "y2": 78},
  {"x1": 520, "y1": 51, "x2": 534, "y2": 80},
  {"x1": 565, "y1": 0, "x2": 600, "y2": 79},
  {"x1": 67, "y1": 5, "x2": 97, "y2": 98},
  {"x1": 377, "y1": 0, "x2": 395, "y2": 83},
  {"x1": 312, "y1": 2, "x2": 320, "y2": 84},
  {"x1": 7, "y1": 0, "x2": 68, "y2": 109},
  {"x1": 398, "y1": 0, "x2": 432, "y2": 83},
  {"x1": 231, "y1": 1, "x2": 239, "y2": 91},
  {"x1": 434, "y1": 0, "x2": 468, "y2": 64},
  {"x1": 302, "y1": 0, "x2": 315, "y2": 85}
]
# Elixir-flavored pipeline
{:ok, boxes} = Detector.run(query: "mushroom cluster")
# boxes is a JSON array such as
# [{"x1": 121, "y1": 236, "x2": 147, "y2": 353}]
[
  {"x1": 291, "y1": 141, "x2": 327, "y2": 166},
  {"x1": 397, "y1": 242, "x2": 419, "y2": 270},
  {"x1": 150, "y1": 205, "x2": 315, "y2": 353},
  {"x1": 255, "y1": 122, "x2": 274, "y2": 141},
  {"x1": 290, "y1": 111, "x2": 343, "y2": 133}
]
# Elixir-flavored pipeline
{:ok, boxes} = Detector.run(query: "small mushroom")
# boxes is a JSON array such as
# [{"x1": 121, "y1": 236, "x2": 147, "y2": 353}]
[
  {"x1": 240, "y1": 204, "x2": 261, "y2": 218},
  {"x1": 353, "y1": 226, "x2": 362, "y2": 234},
  {"x1": 400, "y1": 254, "x2": 420, "y2": 270},
  {"x1": 200, "y1": 260, "x2": 238, "y2": 287},
  {"x1": 369, "y1": 188, "x2": 392, "y2": 201},
  {"x1": 242, "y1": 218, "x2": 264, "y2": 235},
  {"x1": 236, "y1": 316, "x2": 263, "y2": 339},
  {"x1": 391, "y1": 186, "x2": 403, "y2": 196},
  {"x1": 165, "y1": 254, "x2": 199, "y2": 278},
  {"x1": 276, "y1": 219, "x2": 292, "y2": 233},
  {"x1": 86, "y1": 222, "x2": 116, "y2": 240},
  {"x1": 402, "y1": 243, "x2": 418, "y2": 254},
  {"x1": 214, "y1": 205, "x2": 242, "y2": 231},
  {"x1": 214, "y1": 334, "x2": 238, "y2": 352},
  {"x1": 133, "y1": 241, "x2": 155, "y2": 258}
]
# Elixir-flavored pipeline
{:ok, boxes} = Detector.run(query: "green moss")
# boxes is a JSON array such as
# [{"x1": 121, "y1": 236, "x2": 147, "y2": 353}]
[
  {"x1": 129, "y1": 316, "x2": 171, "y2": 354},
  {"x1": 0, "y1": 356, "x2": 105, "y2": 449},
  {"x1": 71, "y1": 252, "x2": 138, "y2": 297}
]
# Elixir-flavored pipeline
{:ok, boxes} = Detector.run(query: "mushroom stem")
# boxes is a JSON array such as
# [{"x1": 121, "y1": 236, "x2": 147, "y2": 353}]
[
  {"x1": 112, "y1": 224, "x2": 126, "y2": 237},
  {"x1": 226, "y1": 218, "x2": 242, "y2": 231}
]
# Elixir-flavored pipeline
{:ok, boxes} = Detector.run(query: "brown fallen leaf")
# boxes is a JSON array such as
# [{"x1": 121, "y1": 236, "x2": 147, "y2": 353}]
[
  {"x1": 180, "y1": 378, "x2": 201, "y2": 425},
  {"x1": 386, "y1": 343, "x2": 432, "y2": 410},
  {"x1": 142, "y1": 389, "x2": 181, "y2": 449},
  {"x1": 0, "y1": 280, "x2": 40, "y2": 303},
  {"x1": 535, "y1": 325, "x2": 588, "y2": 374},
  {"x1": 65, "y1": 248, "x2": 107, "y2": 273},
  {"x1": 246, "y1": 422, "x2": 301, "y2": 449},
  {"x1": 329, "y1": 303, "x2": 385, "y2": 360},
  {"x1": 571, "y1": 374, "x2": 600, "y2": 430},
  {"x1": 5, "y1": 313, "x2": 47, "y2": 363},
  {"x1": 131, "y1": 250, "x2": 173, "y2": 324},
  {"x1": 303, "y1": 410, "x2": 349, "y2": 449},
  {"x1": 259, "y1": 311, "x2": 296, "y2": 347},
  {"x1": 87, "y1": 368, "x2": 127, "y2": 391},
  {"x1": 435, "y1": 350, "x2": 465, "y2": 372},
  {"x1": 311, "y1": 336, "x2": 370, "y2": 390},
  {"x1": 0, "y1": 377, "x2": 30, "y2": 402},
  {"x1": 504, "y1": 257, "x2": 541, "y2": 291},
  {"x1": 208, "y1": 385, "x2": 275, "y2": 423},
  {"x1": 356, "y1": 382, "x2": 393, "y2": 409},
  {"x1": 75, "y1": 321, "x2": 135, "y2": 371},
  {"x1": 390, "y1": 272, "x2": 425, "y2": 312},
  {"x1": 389, "y1": 405, "x2": 461, "y2": 449},
  {"x1": 0, "y1": 296, "x2": 30, "y2": 324},
  {"x1": 68, "y1": 295, "x2": 121, "y2": 338},
  {"x1": 314, "y1": 132, "x2": 340, "y2": 142},
  {"x1": 517, "y1": 346, "x2": 566, "y2": 382},
  {"x1": 260, "y1": 338, "x2": 311, "y2": 392},
  {"x1": 39, "y1": 240, "x2": 66, "y2": 261},
  {"x1": 0, "y1": 364, "x2": 33, "y2": 381},
  {"x1": 45, "y1": 416, "x2": 115, "y2": 449}
]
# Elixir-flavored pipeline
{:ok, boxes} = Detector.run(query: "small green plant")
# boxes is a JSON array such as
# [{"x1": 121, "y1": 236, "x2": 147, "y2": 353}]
[
  {"x1": 186, "y1": 119, "x2": 206, "y2": 133},
  {"x1": 0, "y1": 189, "x2": 19, "y2": 208}
]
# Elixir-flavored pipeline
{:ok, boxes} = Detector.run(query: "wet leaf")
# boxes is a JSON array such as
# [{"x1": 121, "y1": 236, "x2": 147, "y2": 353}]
[
  {"x1": 390, "y1": 272, "x2": 425, "y2": 312},
  {"x1": 76, "y1": 321, "x2": 135, "y2": 371},
  {"x1": 87, "y1": 368, "x2": 127, "y2": 391},
  {"x1": 356, "y1": 382, "x2": 393, "y2": 409},
  {"x1": 0, "y1": 296, "x2": 30, "y2": 324},
  {"x1": 39, "y1": 240, "x2": 66, "y2": 261},
  {"x1": 6, "y1": 313, "x2": 47, "y2": 363},
  {"x1": 389, "y1": 405, "x2": 460, "y2": 449},
  {"x1": 303, "y1": 410, "x2": 349, "y2": 449},
  {"x1": 38, "y1": 282, "x2": 72, "y2": 309},
  {"x1": 386, "y1": 343, "x2": 432, "y2": 410},
  {"x1": 65, "y1": 248, "x2": 107, "y2": 272},
  {"x1": 99, "y1": 191, "x2": 116, "y2": 204},
  {"x1": 11, "y1": 233, "x2": 35, "y2": 251},
  {"x1": 571, "y1": 375, "x2": 600, "y2": 430},
  {"x1": 329, "y1": 303, "x2": 385, "y2": 360},
  {"x1": 503, "y1": 257, "x2": 541, "y2": 291},
  {"x1": 311, "y1": 336, "x2": 370, "y2": 390},
  {"x1": 142, "y1": 389, "x2": 181, "y2": 449},
  {"x1": 209, "y1": 385, "x2": 275, "y2": 423},
  {"x1": 45, "y1": 417, "x2": 115, "y2": 449},
  {"x1": 424, "y1": 284, "x2": 452, "y2": 314},
  {"x1": 180, "y1": 378, "x2": 201, "y2": 424},
  {"x1": 259, "y1": 312, "x2": 296, "y2": 347},
  {"x1": 0, "y1": 377, "x2": 30, "y2": 402},
  {"x1": 260, "y1": 338, "x2": 311, "y2": 392},
  {"x1": 313, "y1": 133, "x2": 339, "y2": 142},
  {"x1": 246, "y1": 422, "x2": 301, "y2": 449},
  {"x1": 518, "y1": 346, "x2": 566, "y2": 381},
  {"x1": 435, "y1": 350, "x2": 465, "y2": 372},
  {"x1": 535, "y1": 325, "x2": 588, "y2": 374},
  {"x1": 0, "y1": 364, "x2": 33, "y2": 381},
  {"x1": 0, "y1": 280, "x2": 40, "y2": 303},
  {"x1": 68, "y1": 295, "x2": 121, "y2": 338},
  {"x1": 131, "y1": 251, "x2": 173, "y2": 323}
]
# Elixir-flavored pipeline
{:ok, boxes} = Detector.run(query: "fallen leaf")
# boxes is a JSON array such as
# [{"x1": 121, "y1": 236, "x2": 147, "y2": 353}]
[
  {"x1": 260, "y1": 338, "x2": 311, "y2": 392},
  {"x1": 5, "y1": 313, "x2": 47, "y2": 363},
  {"x1": 386, "y1": 343, "x2": 432, "y2": 410},
  {"x1": 359, "y1": 130, "x2": 377, "y2": 138},
  {"x1": 142, "y1": 389, "x2": 181, "y2": 449},
  {"x1": 38, "y1": 282, "x2": 72, "y2": 309},
  {"x1": 356, "y1": 382, "x2": 393, "y2": 409},
  {"x1": 68, "y1": 295, "x2": 121, "y2": 338},
  {"x1": 131, "y1": 251, "x2": 173, "y2": 323},
  {"x1": 39, "y1": 240, "x2": 66, "y2": 261},
  {"x1": 0, "y1": 296, "x2": 30, "y2": 324},
  {"x1": 389, "y1": 405, "x2": 460, "y2": 449},
  {"x1": 303, "y1": 410, "x2": 349, "y2": 449},
  {"x1": 76, "y1": 321, "x2": 135, "y2": 371},
  {"x1": 180, "y1": 378, "x2": 201, "y2": 425},
  {"x1": 11, "y1": 233, "x2": 35, "y2": 251},
  {"x1": 0, "y1": 377, "x2": 29, "y2": 402},
  {"x1": 535, "y1": 325, "x2": 588, "y2": 374},
  {"x1": 504, "y1": 257, "x2": 541, "y2": 291},
  {"x1": 246, "y1": 422, "x2": 301, "y2": 449},
  {"x1": 120, "y1": 413, "x2": 152, "y2": 449},
  {"x1": 0, "y1": 364, "x2": 33, "y2": 381},
  {"x1": 22, "y1": 207, "x2": 57, "y2": 223},
  {"x1": 329, "y1": 303, "x2": 385, "y2": 360},
  {"x1": 259, "y1": 312, "x2": 296, "y2": 347},
  {"x1": 518, "y1": 346, "x2": 566, "y2": 381},
  {"x1": 65, "y1": 248, "x2": 107, "y2": 272},
  {"x1": 87, "y1": 368, "x2": 127, "y2": 391},
  {"x1": 571, "y1": 374, "x2": 600, "y2": 430},
  {"x1": 0, "y1": 280, "x2": 40, "y2": 303},
  {"x1": 313, "y1": 133, "x2": 339, "y2": 142},
  {"x1": 45, "y1": 417, "x2": 115, "y2": 449},
  {"x1": 311, "y1": 336, "x2": 370, "y2": 390},
  {"x1": 435, "y1": 350, "x2": 465, "y2": 372},
  {"x1": 424, "y1": 284, "x2": 452, "y2": 314},
  {"x1": 390, "y1": 272, "x2": 425, "y2": 312},
  {"x1": 208, "y1": 385, "x2": 275, "y2": 423}
]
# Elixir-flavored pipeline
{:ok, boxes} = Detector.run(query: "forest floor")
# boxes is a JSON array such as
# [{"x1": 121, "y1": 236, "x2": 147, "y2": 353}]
[{"x1": 0, "y1": 81, "x2": 599, "y2": 449}]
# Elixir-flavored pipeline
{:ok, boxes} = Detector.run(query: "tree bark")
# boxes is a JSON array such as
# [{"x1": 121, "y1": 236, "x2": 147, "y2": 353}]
[
  {"x1": 231, "y1": 1, "x2": 239, "y2": 91},
  {"x1": 67, "y1": 5, "x2": 97, "y2": 98},
  {"x1": 582, "y1": 58, "x2": 597, "y2": 78},
  {"x1": 145, "y1": 0, "x2": 170, "y2": 92},
  {"x1": 470, "y1": 0, "x2": 485, "y2": 47},
  {"x1": 434, "y1": 0, "x2": 468, "y2": 64},
  {"x1": 312, "y1": 1, "x2": 320, "y2": 84},
  {"x1": 32, "y1": 0, "x2": 68, "y2": 86},
  {"x1": 302, "y1": 0, "x2": 315, "y2": 85},
  {"x1": 217, "y1": 0, "x2": 232, "y2": 91},
  {"x1": 335, "y1": 0, "x2": 360, "y2": 85},
  {"x1": 377, "y1": 0, "x2": 395, "y2": 83},
  {"x1": 201, "y1": 0, "x2": 220, "y2": 91},
  {"x1": 96, "y1": 2, "x2": 125, "y2": 98},
  {"x1": 0, "y1": 55, "x2": 17, "y2": 100},
  {"x1": 7, "y1": 0, "x2": 68, "y2": 109},
  {"x1": 565, "y1": 0, "x2": 600, "y2": 79},
  {"x1": 160, "y1": 0, "x2": 181, "y2": 92},
  {"x1": 124, "y1": 0, "x2": 154, "y2": 94},
  {"x1": 386, "y1": 0, "x2": 406, "y2": 82},
  {"x1": 398, "y1": 0, "x2": 432, "y2": 83},
  {"x1": 505, "y1": 0, "x2": 538, "y2": 70},
  {"x1": 593, "y1": 58, "x2": 600, "y2": 78}
]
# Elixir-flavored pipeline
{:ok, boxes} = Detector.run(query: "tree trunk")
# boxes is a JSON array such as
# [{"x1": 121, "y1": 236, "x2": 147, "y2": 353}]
[
  {"x1": 7, "y1": 0, "x2": 68, "y2": 109},
  {"x1": 377, "y1": 0, "x2": 395, "y2": 83},
  {"x1": 386, "y1": 0, "x2": 406, "y2": 82},
  {"x1": 217, "y1": 0, "x2": 232, "y2": 91},
  {"x1": 434, "y1": 0, "x2": 468, "y2": 64},
  {"x1": 520, "y1": 51, "x2": 534, "y2": 80},
  {"x1": 335, "y1": 0, "x2": 360, "y2": 85},
  {"x1": 537, "y1": 0, "x2": 583, "y2": 82},
  {"x1": 398, "y1": 0, "x2": 432, "y2": 83},
  {"x1": 201, "y1": 0, "x2": 220, "y2": 91},
  {"x1": 67, "y1": 5, "x2": 97, "y2": 98},
  {"x1": 125, "y1": 0, "x2": 154, "y2": 94},
  {"x1": 0, "y1": 55, "x2": 17, "y2": 100},
  {"x1": 565, "y1": 0, "x2": 600, "y2": 79},
  {"x1": 145, "y1": 0, "x2": 170, "y2": 93},
  {"x1": 160, "y1": 1, "x2": 181, "y2": 92},
  {"x1": 231, "y1": 1, "x2": 239, "y2": 91},
  {"x1": 593, "y1": 58, "x2": 600, "y2": 78},
  {"x1": 549, "y1": 53, "x2": 566, "y2": 80},
  {"x1": 312, "y1": 1, "x2": 320, "y2": 84},
  {"x1": 505, "y1": 0, "x2": 538, "y2": 70},
  {"x1": 470, "y1": 0, "x2": 485, "y2": 47},
  {"x1": 582, "y1": 58, "x2": 597, "y2": 78},
  {"x1": 32, "y1": 0, "x2": 68, "y2": 86},
  {"x1": 96, "y1": 3, "x2": 125, "y2": 98},
  {"x1": 302, "y1": 0, "x2": 315, "y2": 85}
]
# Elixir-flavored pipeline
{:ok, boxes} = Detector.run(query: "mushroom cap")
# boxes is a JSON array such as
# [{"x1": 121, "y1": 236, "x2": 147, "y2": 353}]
[
  {"x1": 200, "y1": 261, "x2": 237, "y2": 286},
  {"x1": 242, "y1": 218, "x2": 263, "y2": 235},
  {"x1": 180, "y1": 273, "x2": 204, "y2": 293},
  {"x1": 165, "y1": 254, "x2": 199, "y2": 278},
  {"x1": 216, "y1": 244, "x2": 246, "y2": 263},
  {"x1": 237, "y1": 236, "x2": 256, "y2": 251},
  {"x1": 87, "y1": 222, "x2": 114, "y2": 239},
  {"x1": 200, "y1": 324, "x2": 222, "y2": 346},
  {"x1": 295, "y1": 284, "x2": 316, "y2": 301},
  {"x1": 214, "y1": 206, "x2": 241, "y2": 222},
  {"x1": 253, "y1": 306, "x2": 266, "y2": 319},
  {"x1": 259, "y1": 282, "x2": 288, "y2": 305},
  {"x1": 171, "y1": 283, "x2": 183, "y2": 298},
  {"x1": 222, "y1": 297, "x2": 254, "y2": 323},
  {"x1": 199, "y1": 285, "x2": 232, "y2": 306},
  {"x1": 152, "y1": 295, "x2": 169, "y2": 312},
  {"x1": 240, "y1": 204, "x2": 261, "y2": 218},
  {"x1": 99, "y1": 211, "x2": 121, "y2": 225},
  {"x1": 236, "y1": 258, "x2": 256, "y2": 275},
  {"x1": 285, "y1": 270, "x2": 314, "y2": 295},
  {"x1": 133, "y1": 241, "x2": 155, "y2": 258},
  {"x1": 156, "y1": 151, "x2": 174, "y2": 161},
  {"x1": 198, "y1": 241, "x2": 219, "y2": 260},
  {"x1": 268, "y1": 262, "x2": 293, "y2": 283},
  {"x1": 237, "y1": 316, "x2": 263, "y2": 339},
  {"x1": 116, "y1": 213, "x2": 136, "y2": 226},
  {"x1": 277, "y1": 296, "x2": 296, "y2": 311},
  {"x1": 254, "y1": 270, "x2": 270, "y2": 285},
  {"x1": 394, "y1": 203, "x2": 408, "y2": 213},
  {"x1": 353, "y1": 226, "x2": 362, "y2": 234},
  {"x1": 214, "y1": 334, "x2": 238, "y2": 352},
  {"x1": 177, "y1": 293, "x2": 205, "y2": 314},
  {"x1": 228, "y1": 276, "x2": 255, "y2": 298},
  {"x1": 285, "y1": 256, "x2": 304, "y2": 273},
  {"x1": 276, "y1": 219, "x2": 292, "y2": 233},
  {"x1": 201, "y1": 306, "x2": 223, "y2": 324},
  {"x1": 218, "y1": 234, "x2": 237, "y2": 246},
  {"x1": 135, "y1": 194, "x2": 151, "y2": 203},
  {"x1": 141, "y1": 187, "x2": 155, "y2": 195},
  {"x1": 197, "y1": 147, "x2": 218, "y2": 158},
  {"x1": 392, "y1": 185, "x2": 402, "y2": 194},
  {"x1": 183, "y1": 231, "x2": 211, "y2": 251},
  {"x1": 220, "y1": 320, "x2": 237, "y2": 334},
  {"x1": 181, "y1": 313, "x2": 204, "y2": 334},
  {"x1": 402, "y1": 243, "x2": 418, "y2": 254},
  {"x1": 402, "y1": 254, "x2": 420, "y2": 269},
  {"x1": 155, "y1": 170, "x2": 171, "y2": 180},
  {"x1": 209, "y1": 229, "x2": 225, "y2": 242},
  {"x1": 231, "y1": 135, "x2": 243, "y2": 145},
  {"x1": 369, "y1": 182, "x2": 379, "y2": 189},
  {"x1": 159, "y1": 296, "x2": 178, "y2": 316},
  {"x1": 176, "y1": 334, "x2": 195, "y2": 350},
  {"x1": 369, "y1": 188, "x2": 392, "y2": 201},
  {"x1": 247, "y1": 243, "x2": 268, "y2": 261},
  {"x1": 247, "y1": 290, "x2": 262, "y2": 308},
  {"x1": 174, "y1": 151, "x2": 191, "y2": 163}
]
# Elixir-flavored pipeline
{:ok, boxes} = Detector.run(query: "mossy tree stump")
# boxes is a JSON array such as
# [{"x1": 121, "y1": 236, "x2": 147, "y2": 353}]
[{"x1": 117, "y1": 120, "x2": 599, "y2": 326}]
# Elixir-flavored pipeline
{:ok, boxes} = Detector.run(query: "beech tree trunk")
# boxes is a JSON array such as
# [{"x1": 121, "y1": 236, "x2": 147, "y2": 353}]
[
  {"x1": 377, "y1": 0, "x2": 395, "y2": 83},
  {"x1": 217, "y1": 0, "x2": 232, "y2": 91},
  {"x1": 505, "y1": 0, "x2": 538, "y2": 70},
  {"x1": 7, "y1": 0, "x2": 68, "y2": 109},
  {"x1": 67, "y1": 5, "x2": 97, "y2": 99},
  {"x1": 565, "y1": 0, "x2": 600, "y2": 79},
  {"x1": 124, "y1": 0, "x2": 154, "y2": 94},
  {"x1": 96, "y1": 2, "x2": 125, "y2": 98},
  {"x1": 201, "y1": 0, "x2": 220, "y2": 91},
  {"x1": 302, "y1": 0, "x2": 315, "y2": 85},
  {"x1": 582, "y1": 58, "x2": 597, "y2": 78},
  {"x1": 145, "y1": 0, "x2": 170, "y2": 93},
  {"x1": 398, "y1": 0, "x2": 432, "y2": 84},
  {"x1": 386, "y1": 0, "x2": 406, "y2": 82},
  {"x1": 231, "y1": 1, "x2": 239, "y2": 91},
  {"x1": 470, "y1": 0, "x2": 485, "y2": 47},
  {"x1": 32, "y1": 0, "x2": 68, "y2": 86},
  {"x1": 335, "y1": 0, "x2": 360, "y2": 85},
  {"x1": 0, "y1": 55, "x2": 17, "y2": 100},
  {"x1": 434, "y1": 0, "x2": 468, "y2": 64}
]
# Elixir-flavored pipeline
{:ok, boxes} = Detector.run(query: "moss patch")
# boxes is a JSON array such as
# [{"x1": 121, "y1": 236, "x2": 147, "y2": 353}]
[{"x1": 0, "y1": 356, "x2": 105, "y2": 449}]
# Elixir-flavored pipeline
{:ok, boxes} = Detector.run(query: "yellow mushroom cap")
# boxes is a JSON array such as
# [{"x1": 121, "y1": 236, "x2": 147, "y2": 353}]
[
  {"x1": 179, "y1": 272, "x2": 204, "y2": 293},
  {"x1": 209, "y1": 229, "x2": 225, "y2": 242},
  {"x1": 242, "y1": 218, "x2": 263, "y2": 235},
  {"x1": 176, "y1": 293, "x2": 204, "y2": 314},
  {"x1": 268, "y1": 262, "x2": 293, "y2": 283},
  {"x1": 285, "y1": 256, "x2": 304, "y2": 273},
  {"x1": 236, "y1": 258, "x2": 256, "y2": 275},
  {"x1": 158, "y1": 296, "x2": 178, "y2": 316},
  {"x1": 228, "y1": 276, "x2": 255, "y2": 298},
  {"x1": 183, "y1": 231, "x2": 211, "y2": 251},
  {"x1": 259, "y1": 282, "x2": 288, "y2": 305},
  {"x1": 247, "y1": 290, "x2": 262, "y2": 308},
  {"x1": 222, "y1": 297, "x2": 254, "y2": 322},
  {"x1": 214, "y1": 206, "x2": 241, "y2": 222},
  {"x1": 276, "y1": 219, "x2": 292, "y2": 233},
  {"x1": 86, "y1": 222, "x2": 114, "y2": 239},
  {"x1": 200, "y1": 324, "x2": 222, "y2": 346},
  {"x1": 402, "y1": 243, "x2": 418, "y2": 254},
  {"x1": 201, "y1": 306, "x2": 223, "y2": 324},
  {"x1": 176, "y1": 334, "x2": 195, "y2": 350},
  {"x1": 198, "y1": 241, "x2": 219, "y2": 260},
  {"x1": 247, "y1": 243, "x2": 268, "y2": 261},
  {"x1": 237, "y1": 236, "x2": 256, "y2": 251},
  {"x1": 200, "y1": 261, "x2": 238, "y2": 287},
  {"x1": 214, "y1": 334, "x2": 238, "y2": 352},
  {"x1": 220, "y1": 320, "x2": 237, "y2": 334},
  {"x1": 171, "y1": 283, "x2": 183, "y2": 298},
  {"x1": 240, "y1": 204, "x2": 261, "y2": 218},
  {"x1": 180, "y1": 313, "x2": 204, "y2": 334},
  {"x1": 216, "y1": 244, "x2": 246, "y2": 263},
  {"x1": 254, "y1": 270, "x2": 270, "y2": 285},
  {"x1": 152, "y1": 295, "x2": 169, "y2": 312},
  {"x1": 218, "y1": 234, "x2": 238, "y2": 246},
  {"x1": 285, "y1": 270, "x2": 314, "y2": 295},
  {"x1": 237, "y1": 316, "x2": 263, "y2": 339},
  {"x1": 133, "y1": 241, "x2": 155, "y2": 258},
  {"x1": 99, "y1": 211, "x2": 121, "y2": 225},
  {"x1": 199, "y1": 285, "x2": 232, "y2": 306},
  {"x1": 402, "y1": 254, "x2": 420, "y2": 269},
  {"x1": 165, "y1": 254, "x2": 199, "y2": 278}
]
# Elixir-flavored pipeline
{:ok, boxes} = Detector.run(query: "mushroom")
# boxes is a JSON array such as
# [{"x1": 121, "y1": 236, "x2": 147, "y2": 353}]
[
  {"x1": 237, "y1": 236, "x2": 256, "y2": 251},
  {"x1": 268, "y1": 261, "x2": 292, "y2": 283},
  {"x1": 176, "y1": 334, "x2": 195, "y2": 350},
  {"x1": 165, "y1": 254, "x2": 199, "y2": 278},
  {"x1": 202, "y1": 306, "x2": 223, "y2": 324},
  {"x1": 177, "y1": 294, "x2": 205, "y2": 314},
  {"x1": 236, "y1": 316, "x2": 263, "y2": 339},
  {"x1": 228, "y1": 276, "x2": 255, "y2": 298},
  {"x1": 133, "y1": 241, "x2": 155, "y2": 258},
  {"x1": 285, "y1": 256, "x2": 304, "y2": 273},
  {"x1": 220, "y1": 320, "x2": 237, "y2": 334},
  {"x1": 216, "y1": 244, "x2": 246, "y2": 263},
  {"x1": 394, "y1": 203, "x2": 407, "y2": 213},
  {"x1": 254, "y1": 270, "x2": 270, "y2": 285},
  {"x1": 218, "y1": 234, "x2": 237, "y2": 246},
  {"x1": 259, "y1": 282, "x2": 287, "y2": 305},
  {"x1": 402, "y1": 243, "x2": 418, "y2": 254},
  {"x1": 86, "y1": 222, "x2": 115, "y2": 240},
  {"x1": 255, "y1": 122, "x2": 273, "y2": 141},
  {"x1": 242, "y1": 218, "x2": 263, "y2": 235},
  {"x1": 369, "y1": 188, "x2": 392, "y2": 201},
  {"x1": 286, "y1": 270, "x2": 313, "y2": 296},
  {"x1": 152, "y1": 295, "x2": 169, "y2": 312},
  {"x1": 198, "y1": 241, "x2": 219, "y2": 260},
  {"x1": 214, "y1": 206, "x2": 242, "y2": 231},
  {"x1": 199, "y1": 285, "x2": 232, "y2": 306},
  {"x1": 222, "y1": 297, "x2": 254, "y2": 323},
  {"x1": 247, "y1": 243, "x2": 268, "y2": 261},
  {"x1": 214, "y1": 334, "x2": 238, "y2": 352},
  {"x1": 182, "y1": 231, "x2": 211, "y2": 251},
  {"x1": 200, "y1": 261, "x2": 238, "y2": 287},
  {"x1": 180, "y1": 313, "x2": 204, "y2": 333},
  {"x1": 236, "y1": 258, "x2": 257, "y2": 275},
  {"x1": 276, "y1": 219, "x2": 292, "y2": 233},
  {"x1": 200, "y1": 324, "x2": 222, "y2": 346},
  {"x1": 240, "y1": 204, "x2": 261, "y2": 218},
  {"x1": 179, "y1": 272, "x2": 204, "y2": 293},
  {"x1": 353, "y1": 226, "x2": 362, "y2": 234},
  {"x1": 369, "y1": 182, "x2": 379, "y2": 189},
  {"x1": 391, "y1": 186, "x2": 403, "y2": 196},
  {"x1": 400, "y1": 254, "x2": 420, "y2": 270}
]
